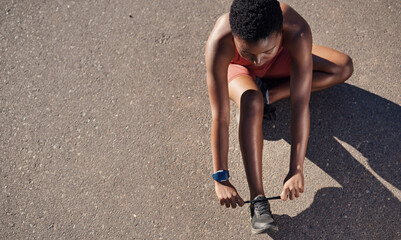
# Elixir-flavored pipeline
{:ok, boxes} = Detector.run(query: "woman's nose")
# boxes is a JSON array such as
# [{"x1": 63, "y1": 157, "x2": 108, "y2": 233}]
[{"x1": 253, "y1": 56, "x2": 262, "y2": 65}]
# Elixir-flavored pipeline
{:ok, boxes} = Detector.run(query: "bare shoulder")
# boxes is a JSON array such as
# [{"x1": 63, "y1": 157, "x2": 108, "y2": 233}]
[
  {"x1": 280, "y1": 3, "x2": 312, "y2": 52},
  {"x1": 205, "y1": 13, "x2": 235, "y2": 59},
  {"x1": 207, "y1": 13, "x2": 232, "y2": 44}
]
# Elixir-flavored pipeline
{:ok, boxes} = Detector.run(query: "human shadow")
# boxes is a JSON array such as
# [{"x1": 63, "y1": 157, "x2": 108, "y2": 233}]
[{"x1": 261, "y1": 83, "x2": 401, "y2": 239}]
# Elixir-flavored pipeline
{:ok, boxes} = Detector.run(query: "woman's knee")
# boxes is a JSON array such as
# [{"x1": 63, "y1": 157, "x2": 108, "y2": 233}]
[
  {"x1": 312, "y1": 46, "x2": 354, "y2": 84},
  {"x1": 240, "y1": 90, "x2": 264, "y2": 116},
  {"x1": 336, "y1": 55, "x2": 354, "y2": 83},
  {"x1": 342, "y1": 56, "x2": 354, "y2": 81}
]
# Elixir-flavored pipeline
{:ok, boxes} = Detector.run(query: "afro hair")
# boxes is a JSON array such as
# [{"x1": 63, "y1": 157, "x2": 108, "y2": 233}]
[{"x1": 229, "y1": 0, "x2": 283, "y2": 42}]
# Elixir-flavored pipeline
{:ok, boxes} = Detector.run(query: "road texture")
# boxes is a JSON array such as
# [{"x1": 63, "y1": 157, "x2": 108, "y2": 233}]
[{"x1": 1, "y1": 0, "x2": 400, "y2": 239}]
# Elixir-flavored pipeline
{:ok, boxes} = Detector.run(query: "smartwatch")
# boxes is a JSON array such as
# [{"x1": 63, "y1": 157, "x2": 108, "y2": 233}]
[{"x1": 212, "y1": 170, "x2": 230, "y2": 182}]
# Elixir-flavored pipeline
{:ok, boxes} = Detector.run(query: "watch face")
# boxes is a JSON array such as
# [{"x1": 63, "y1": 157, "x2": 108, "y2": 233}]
[{"x1": 213, "y1": 170, "x2": 229, "y2": 182}]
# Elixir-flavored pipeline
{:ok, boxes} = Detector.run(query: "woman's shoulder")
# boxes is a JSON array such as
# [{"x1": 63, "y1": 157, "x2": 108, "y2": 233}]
[
  {"x1": 281, "y1": 3, "x2": 309, "y2": 32},
  {"x1": 206, "y1": 13, "x2": 235, "y2": 58},
  {"x1": 208, "y1": 13, "x2": 231, "y2": 40},
  {"x1": 280, "y1": 3, "x2": 312, "y2": 48},
  {"x1": 208, "y1": 14, "x2": 234, "y2": 45}
]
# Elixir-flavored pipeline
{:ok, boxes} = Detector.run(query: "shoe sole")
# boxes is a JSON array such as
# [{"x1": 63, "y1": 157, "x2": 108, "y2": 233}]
[{"x1": 251, "y1": 225, "x2": 279, "y2": 234}]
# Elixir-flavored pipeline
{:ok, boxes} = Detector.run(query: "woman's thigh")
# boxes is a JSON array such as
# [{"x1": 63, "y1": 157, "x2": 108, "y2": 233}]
[{"x1": 228, "y1": 75, "x2": 260, "y2": 108}]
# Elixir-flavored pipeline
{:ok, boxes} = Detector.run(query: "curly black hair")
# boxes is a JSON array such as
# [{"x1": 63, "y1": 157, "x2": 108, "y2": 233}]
[{"x1": 229, "y1": 0, "x2": 283, "y2": 42}]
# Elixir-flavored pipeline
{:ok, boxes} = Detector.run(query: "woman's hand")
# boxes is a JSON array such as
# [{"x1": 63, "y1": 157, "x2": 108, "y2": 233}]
[
  {"x1": 215, "y1": 180, "x2": 244, "y2": 208},
  {"x1": 280, "y1": 170, "x2": 305, "y2": 201}
]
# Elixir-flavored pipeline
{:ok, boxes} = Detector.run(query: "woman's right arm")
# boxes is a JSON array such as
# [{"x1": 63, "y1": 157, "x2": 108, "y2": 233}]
[
  {"x1": 205, "y1": 15, "x2": 244, "y2": 208},
  {"x1": 205, "y1": 35, "x2": 231, "y2": 175}
]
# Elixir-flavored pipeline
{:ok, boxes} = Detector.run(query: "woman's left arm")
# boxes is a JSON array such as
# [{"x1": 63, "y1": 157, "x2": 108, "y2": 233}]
[{"x1": 280, "y1": 3, "x2": 313, "y2": 201}]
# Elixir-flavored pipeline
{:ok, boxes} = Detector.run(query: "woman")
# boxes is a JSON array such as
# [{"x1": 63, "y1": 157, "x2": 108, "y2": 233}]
[{"x1": 205, "y1": 0, "x2": 353, "y2": 234}]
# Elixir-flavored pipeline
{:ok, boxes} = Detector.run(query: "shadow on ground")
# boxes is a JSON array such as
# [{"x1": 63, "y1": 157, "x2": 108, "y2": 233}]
[{"x1": 261, "y1": 83, "x2": 400, "y2": 239}]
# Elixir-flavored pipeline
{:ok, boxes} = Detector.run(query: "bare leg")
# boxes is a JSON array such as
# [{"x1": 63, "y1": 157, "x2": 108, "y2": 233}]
[
  {"x1": 229, "y1": 75, "x2": 265, "y2": 199},
  {"x1": 268, "y1": 45, "x2": 354, "y2": 103}
]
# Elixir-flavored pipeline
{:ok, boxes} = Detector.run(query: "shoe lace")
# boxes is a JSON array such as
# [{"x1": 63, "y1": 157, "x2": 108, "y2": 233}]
[{"x1": 254, "y1": 200, "x2": 272, "y2": 216}]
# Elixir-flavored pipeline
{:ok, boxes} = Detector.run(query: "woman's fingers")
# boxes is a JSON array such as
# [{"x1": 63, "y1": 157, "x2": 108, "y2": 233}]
[
  {"x1": 225, "y1": 198, "x2": 230, "y2": 208},
  {"x1": 281, "y1": 188, "x2": 289, "y2": 201},
  {"x1": 299, "y1": 183, "x2": 304, "y2": 193},
  {"x1": 230, "y1": 196, "x2": 237, "y2": 208},
  {"x1": 215, "y1": 182, "x2": 243, "y2": 208},
  {"x1": 282, "y1": 186, "x2": 301, "y2": 200},
  {"x1": 281, "y1": 172, "x2": 305, "y2": 201},
  {"x1": 236, "y1": 195, "x2": 245, "y2": 207},
  {"x1": 219, "y1": 195, "x2": 244, "y2": 208},
  {"x1": 289, "y1": 187, "x2": 301, "y2": 200}
]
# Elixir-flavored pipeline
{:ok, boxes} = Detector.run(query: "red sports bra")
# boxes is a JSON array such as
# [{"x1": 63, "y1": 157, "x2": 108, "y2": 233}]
[{"x1": 231, "y1": 34, "x2": 284, "y2": 69}]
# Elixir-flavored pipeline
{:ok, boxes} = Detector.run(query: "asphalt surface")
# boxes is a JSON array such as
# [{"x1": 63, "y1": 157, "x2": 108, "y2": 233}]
[{"x1": 1, "y1": 0, "x2": 400, "y2": 239}]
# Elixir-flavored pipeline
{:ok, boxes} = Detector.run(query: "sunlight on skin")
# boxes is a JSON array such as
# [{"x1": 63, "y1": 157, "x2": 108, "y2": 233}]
[
  {"x1": 334, "y1": 137, "x2": 401, "y2": 201},
  {"x1": 265, "y1": 140, "x2": 341, "y2": 218}
]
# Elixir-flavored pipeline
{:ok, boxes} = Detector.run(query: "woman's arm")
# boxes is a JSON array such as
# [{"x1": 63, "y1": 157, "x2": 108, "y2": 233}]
[
  {"x1": 205, "y1": 14, "x2": 233, "y2": 173},
  {"x1": 281, "y1": 3, "x2": 313, "y2": 200},
  {"x1": 205, "y1": 14, "x2": 244, "y2": 208}
]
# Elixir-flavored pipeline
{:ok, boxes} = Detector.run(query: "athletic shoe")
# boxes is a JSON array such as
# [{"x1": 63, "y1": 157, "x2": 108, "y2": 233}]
[{"x1": 250, "y1": 195, "x2": 278, "y2": 234}]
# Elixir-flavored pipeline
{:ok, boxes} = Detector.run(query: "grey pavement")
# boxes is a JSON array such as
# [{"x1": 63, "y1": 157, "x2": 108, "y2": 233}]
[{"x1": 1, "y1": 0, "x2": 400, "y2": 239}]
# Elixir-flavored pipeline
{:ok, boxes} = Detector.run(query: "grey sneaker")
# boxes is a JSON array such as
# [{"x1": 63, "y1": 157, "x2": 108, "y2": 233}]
[{"x1": 250, "y1": 195, "x2": 278, "y2": 234}]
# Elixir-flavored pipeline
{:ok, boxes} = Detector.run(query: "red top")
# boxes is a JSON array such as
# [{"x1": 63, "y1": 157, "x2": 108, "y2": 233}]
[{"x1": 230, "y1": 34, "x2": 285, "y2": 78}]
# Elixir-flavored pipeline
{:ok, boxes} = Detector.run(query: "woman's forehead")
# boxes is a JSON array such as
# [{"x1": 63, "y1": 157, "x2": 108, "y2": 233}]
[{"x1": 234, "y1": 33, "x2": 281, "y2": 53}]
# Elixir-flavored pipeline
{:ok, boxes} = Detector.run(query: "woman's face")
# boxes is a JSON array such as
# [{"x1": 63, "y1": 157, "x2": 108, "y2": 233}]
[{"x1": 234, "y1": 32, "x2": 282, "y2": 66}]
